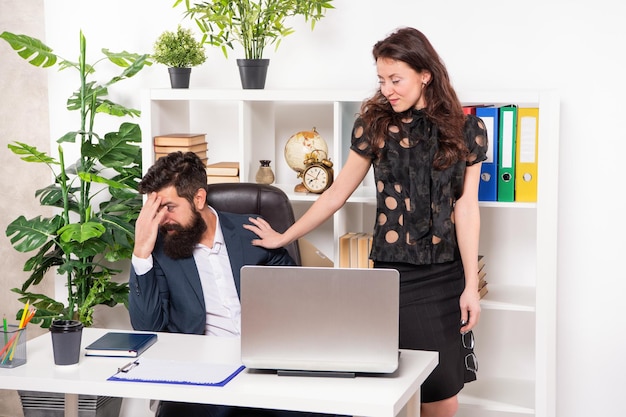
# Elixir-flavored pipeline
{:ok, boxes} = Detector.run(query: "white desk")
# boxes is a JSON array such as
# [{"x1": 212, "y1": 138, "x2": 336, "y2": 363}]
[{"x1": 0, "y1": 328, "x2": 437, "y2": 417}]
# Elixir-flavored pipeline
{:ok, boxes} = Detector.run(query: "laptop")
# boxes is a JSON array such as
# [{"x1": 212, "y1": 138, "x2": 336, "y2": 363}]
[{"x1": 240, "y1": 265, "x2": 400, "y2": 376}]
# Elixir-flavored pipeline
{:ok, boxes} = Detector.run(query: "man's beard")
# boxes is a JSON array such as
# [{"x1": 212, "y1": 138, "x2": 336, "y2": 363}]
[{"x1": 160, "y1": 208, "x2": 207, "y2": 259}]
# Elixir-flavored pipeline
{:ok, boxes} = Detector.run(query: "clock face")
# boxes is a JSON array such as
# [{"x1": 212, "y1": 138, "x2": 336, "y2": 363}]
[{"x1": 302, "y1": 165, "x2": 331, "y2": 193}]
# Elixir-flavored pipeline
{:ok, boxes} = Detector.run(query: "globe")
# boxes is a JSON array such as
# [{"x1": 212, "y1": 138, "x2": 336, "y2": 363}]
[{"x1": 284, "y1": 128, "x2": 328, "y2": 174}]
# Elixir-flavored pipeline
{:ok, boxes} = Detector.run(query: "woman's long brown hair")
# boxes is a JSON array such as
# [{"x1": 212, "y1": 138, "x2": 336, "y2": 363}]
[{"x1": 360, "y1": 27, "x2": 467, "y2": 169}]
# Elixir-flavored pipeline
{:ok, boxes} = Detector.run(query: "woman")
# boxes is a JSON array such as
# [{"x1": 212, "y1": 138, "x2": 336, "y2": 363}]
[{"x1": 245, "y1": 27, "x2": 488, "y2": 417}]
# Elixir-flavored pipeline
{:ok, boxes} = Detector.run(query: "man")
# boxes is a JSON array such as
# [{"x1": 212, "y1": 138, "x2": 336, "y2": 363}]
[{"x1": 129, "y1": 152, "x2": 297, "y2": 417}]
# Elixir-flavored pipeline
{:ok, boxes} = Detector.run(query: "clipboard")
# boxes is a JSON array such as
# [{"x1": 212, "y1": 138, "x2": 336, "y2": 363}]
[{"x1": 107, "y1": 357, "x2": 245, "y2": 387}]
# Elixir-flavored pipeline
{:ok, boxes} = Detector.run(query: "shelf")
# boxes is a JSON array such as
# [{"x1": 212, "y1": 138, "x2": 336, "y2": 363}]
[
  {"x1": 458, "y1": 377, "x2": 535, "y2": 415},
  {"x1": 275, "y1": 187, "x2": 537, "y2": 207},
  {"x1": 480, "y1": 285, "x2": 535, "y2": 312},
  {"x1": 141, "y1": 88, "x2": 559, "y2": 417},
  {"x1": 479, "y1": 201, "x2": 536, "y2": 209},
  {"x1": 146, "y1": 88, "x2": 373, "y2": 103},
  {"x1": 273, "y1": 184, "x2": 376, "y2": 204}
]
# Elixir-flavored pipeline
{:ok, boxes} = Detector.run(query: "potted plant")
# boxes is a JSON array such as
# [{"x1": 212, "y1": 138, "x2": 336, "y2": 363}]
[
  {"x1": 174, "y1": 0, "x2": 334, "y2": 89},
  {"x1": 153, "y1": 25, "x2": 207, "y2": 88},
  {"x1": 1, "y1": 30, "x2": 149, "y2": 333}
]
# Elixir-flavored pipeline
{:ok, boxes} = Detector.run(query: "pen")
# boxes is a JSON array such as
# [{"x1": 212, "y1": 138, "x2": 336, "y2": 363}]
[
  {"x1": 18, "y1": 301, "x2": 29, "y2": 329},
  {"x1": 118, "y1": 360, "x2": 140, "y2": 373},
  {"x1": 2, "y1": 315, "x2": 7, "y2": 346}
]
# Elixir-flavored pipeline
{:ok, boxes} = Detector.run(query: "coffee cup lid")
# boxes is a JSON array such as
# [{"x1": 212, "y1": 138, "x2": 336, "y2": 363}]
[{"x1": 49, "y1": 320, "x2": 84, "y2": 333}]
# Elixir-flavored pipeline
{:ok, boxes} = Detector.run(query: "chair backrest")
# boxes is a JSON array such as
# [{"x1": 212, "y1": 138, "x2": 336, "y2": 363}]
[{"x1": 205, "y1": 182, "x2": 301, "y2": 265}]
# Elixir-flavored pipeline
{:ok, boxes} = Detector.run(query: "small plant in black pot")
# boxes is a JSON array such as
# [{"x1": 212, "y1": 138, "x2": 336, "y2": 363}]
[{"x1": 153, "y1": 25, "x2": 207, "y2": 88}]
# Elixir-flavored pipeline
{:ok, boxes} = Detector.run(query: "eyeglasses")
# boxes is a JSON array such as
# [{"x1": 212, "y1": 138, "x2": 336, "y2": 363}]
[
  {"x1": 462, "y1": 330, "x2": 474, "y2": 349},
  {"x1": 462, "y1": 330, "x2": 478, "y2": 374}
]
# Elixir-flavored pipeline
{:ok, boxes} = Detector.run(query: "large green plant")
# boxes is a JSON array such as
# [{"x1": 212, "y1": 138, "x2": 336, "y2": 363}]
[
  {"x1": 174, "y1": 0, "x2": 334, "y2": 59},
  {"x1": 1, "y1": 31, "x2": 151, "y2": 328}
]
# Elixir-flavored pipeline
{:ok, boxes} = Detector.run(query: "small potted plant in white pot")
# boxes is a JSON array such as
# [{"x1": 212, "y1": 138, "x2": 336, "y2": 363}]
[{"x1": 153, "y1": 25, "x2": 207, "y2": 88}]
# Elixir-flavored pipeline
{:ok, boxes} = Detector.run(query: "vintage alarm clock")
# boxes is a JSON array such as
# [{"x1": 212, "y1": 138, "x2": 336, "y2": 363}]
[{"x1": 300, "y1": 150, "x2": 334, "y2": 194}]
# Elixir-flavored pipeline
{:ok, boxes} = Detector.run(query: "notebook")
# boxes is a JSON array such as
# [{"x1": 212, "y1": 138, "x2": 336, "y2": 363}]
[
  {"x1": 85, "y1": 332, "x2": 158, "y2": 357},
  {"x1": 240, "y1": 265, "x2": 400, "y2": 375}
]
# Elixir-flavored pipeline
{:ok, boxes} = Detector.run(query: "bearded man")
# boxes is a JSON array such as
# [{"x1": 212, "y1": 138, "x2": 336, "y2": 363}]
[{"x1": 129, "y1": 151, "x2": 294, "y2": 336}]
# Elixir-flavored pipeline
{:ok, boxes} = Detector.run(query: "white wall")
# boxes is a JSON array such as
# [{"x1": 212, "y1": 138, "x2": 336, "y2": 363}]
[{"x1": 37, "y1": 1, "x2": 626, "y2": 416}]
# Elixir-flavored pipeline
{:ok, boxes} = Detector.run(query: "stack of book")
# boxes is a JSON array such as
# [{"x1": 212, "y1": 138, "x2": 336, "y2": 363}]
[
  {"x1": 154, "y1": 133, "x2": 208, "y2": 165},
  {"x1": 338, "y1": 232, "x2": 373, "y2": 269},
  {"x1": 478, "y1": 255, "x2": 488, "y2": 299},
  {"x1": 206, "y1": 161, "x2": 240, "y2": 184}
]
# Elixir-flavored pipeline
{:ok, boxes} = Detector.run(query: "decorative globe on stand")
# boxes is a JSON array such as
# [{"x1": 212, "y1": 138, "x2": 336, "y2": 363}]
[{"x1": 284, "y1": 127, "x2": 329, "y2": 192}]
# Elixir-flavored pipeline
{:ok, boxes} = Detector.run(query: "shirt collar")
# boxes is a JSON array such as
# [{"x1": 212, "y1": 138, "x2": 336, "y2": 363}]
[{"x1": 195, "y1": 205, "x2": 225, "y2": 252}]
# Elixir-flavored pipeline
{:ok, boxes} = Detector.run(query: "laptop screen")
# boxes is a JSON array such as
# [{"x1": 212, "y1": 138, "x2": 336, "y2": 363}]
[{"x1": 240, "y1": 266, "x2": 400, "y2": 374}]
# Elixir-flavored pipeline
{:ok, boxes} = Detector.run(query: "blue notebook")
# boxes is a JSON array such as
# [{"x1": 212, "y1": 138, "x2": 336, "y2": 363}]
[{"x1": 85, "y1": 332, "x2": 158, "y2": 357}]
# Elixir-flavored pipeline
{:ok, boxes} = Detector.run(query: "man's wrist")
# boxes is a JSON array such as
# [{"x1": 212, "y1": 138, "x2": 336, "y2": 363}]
[{"x1": 132, "y1": 253, "x2": 154, "y2": 276}]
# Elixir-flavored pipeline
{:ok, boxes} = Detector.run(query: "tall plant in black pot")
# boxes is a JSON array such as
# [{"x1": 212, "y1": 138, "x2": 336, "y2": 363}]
[
  {"x1": 174, "y1": 0, "x2": 334, "y2": 89},
  {"x1": 1, "y1": 30, "x2": 150, "y2": 329},
  {"x1": 153, "y1": 25, "x2": 207, "y2": 88}
]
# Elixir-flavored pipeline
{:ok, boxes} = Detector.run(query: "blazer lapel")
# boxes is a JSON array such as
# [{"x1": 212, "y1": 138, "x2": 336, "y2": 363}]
[
  {"x1": 179, "y1": 256, "x2": 205, "y2": 307},
  {"x1": 218, "y1": 212, "x2": 245, "y2": 296}
]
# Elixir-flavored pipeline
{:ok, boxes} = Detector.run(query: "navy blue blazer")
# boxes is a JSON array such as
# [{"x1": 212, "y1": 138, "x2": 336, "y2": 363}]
[{"x1": 128, "y1": 211, "x2": 294, "y2": 334}]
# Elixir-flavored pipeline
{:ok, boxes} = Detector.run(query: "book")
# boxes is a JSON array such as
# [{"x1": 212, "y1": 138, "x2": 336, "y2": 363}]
[
  {"x1": 357, "y1": 233, "x2": 373, "y2": 268},
  {"x1": 515, "y1": 107, "x2": 539, "y2": 202},
  {"x1": 157, "y1": 152, "x2": 207, "y2": 160},
  {"x1": 157, "y1": 152, "x2": 208, "y2": 163},
  {"x1": 497, "y1": 105, "x2": 518, "y2": 202},
  {"x1": 85, "y1": 332, "x2": 158, "y2": 358},
  {"x1": 205, "y1": 161, "x2": 240, "y2": 176},
  {"x1": 478, "y1": 268, "x2": 488, "y2": 298},
  {"x1": 154, "y1": 142, "x2": 208, "y2": 154},
  {"x1": 349, "y1": 232, "x2": 364, "y2": 268},
  {"x1": 477, "y1": 255, "x2": 485, "y2": 272},
  {"x1": 338, "y1": 232, "x2": 358, "y2": 268},
  {"x1": 462, "y1": 105, "x2": 477, "y2": 115},
  {"x1": 154, "y1": 133, "x2": 206, "y2": 147},
  {"x1": 478, "y1": 282, "x2": 489, "y2": 299},
  {"x1": 477, "y1": 257, "x2": 488, "y2": 299},
  {"x1": 206, "y1": 175, "x2": 240, "y2": 184},
  {"x1": 475, "y1": 106, "x2": 499, "y2": 201}
]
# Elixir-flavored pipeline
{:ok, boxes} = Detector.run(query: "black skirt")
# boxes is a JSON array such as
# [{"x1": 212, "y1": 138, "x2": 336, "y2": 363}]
[{"x1": 375, "y1": 259, "x2": 476, "y2": 403}]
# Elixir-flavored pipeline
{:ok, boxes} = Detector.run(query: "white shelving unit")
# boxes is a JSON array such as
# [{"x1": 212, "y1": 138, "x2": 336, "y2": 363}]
[{"x1": 140, "y1": 88, "x2": 559, "y2": 417}]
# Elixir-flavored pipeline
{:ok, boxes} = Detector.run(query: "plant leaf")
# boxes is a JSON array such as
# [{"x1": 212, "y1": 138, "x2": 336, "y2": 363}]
[
  {"x1": 22, "y1": 242, "x2": 64, "y2": 290},
  {"x1": 5, "y1": 215, "x2": 64, "y2": 253},
  {"x1": 12, "y1": 289, "x2": 67, "y2": 328},
  {"x1": 103, "y1": 52, "x2": 152, "y2": 85},
  {"x1": 0, "y1": 32, "x2": 58, "y2": 67},
  {"x1": 36, "y1": 184, "x2": 80, "y2": 212},
  {"x1": 8, "y1": 142, "x2": 58, "y2": 165},
  {"x1": 57, "y1": 221, "x2": 105, "y2": 244},
  {"x1": 82, "y1": 122, "x2": 142, "y2": 168},
  {"x1": 96, "y1": 100, "x2": 140, "y2": 118}
]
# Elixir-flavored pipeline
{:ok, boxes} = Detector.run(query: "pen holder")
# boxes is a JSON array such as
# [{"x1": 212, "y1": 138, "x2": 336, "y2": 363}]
[{"x1": 0, "y1": 325, "x2": 27, "y2": 368}]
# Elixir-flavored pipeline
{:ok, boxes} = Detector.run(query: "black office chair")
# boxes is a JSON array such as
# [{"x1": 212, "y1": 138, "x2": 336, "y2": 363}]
[{"x1": 205, "y1": 182, "x2": 301, "y2": 265}]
